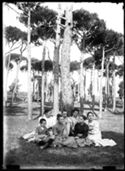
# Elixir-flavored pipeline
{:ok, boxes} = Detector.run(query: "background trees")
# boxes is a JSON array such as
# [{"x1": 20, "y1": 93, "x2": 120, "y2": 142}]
[
  {"x1": 4, "y1": 26, "x2": 27, "y2": 106},
  {"x1": 16, "y1": 2, "x2": 57, "y2": 117},
  {"x1": 93, "y1": 29, "x2": 124, "y2": 115},
  {"x1": 72, "y1": 9, "x2": 106, "y2": 114},
  {"x1": 4, "y1": 3, "x2": 124, "y2": 119}
]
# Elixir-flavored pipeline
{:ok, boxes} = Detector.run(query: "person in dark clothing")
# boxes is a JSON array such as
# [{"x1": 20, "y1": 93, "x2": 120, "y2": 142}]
[
  {"x1": 74, "y1": 115, "x2": 89, "y2": 138},
  {"x1": 38, "y1": 127, "x2": 55, "y2": 149}
]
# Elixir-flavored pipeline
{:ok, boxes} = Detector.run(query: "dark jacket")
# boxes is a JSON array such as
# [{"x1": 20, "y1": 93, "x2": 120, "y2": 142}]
[{"x1": 74, "y1": 122, "x2": 89, "y2": 138}]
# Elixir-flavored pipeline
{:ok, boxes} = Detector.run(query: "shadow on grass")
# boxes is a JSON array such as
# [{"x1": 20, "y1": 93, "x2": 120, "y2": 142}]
[
  {"x1": 4, "y1": 131, "x2": 124, "y2": 169},
  {"x1": 4, "y1": 105, "x2": 53, "y2": 117},
  {"x1": 4, "y1": 106, "x2": 27, "y2": 116},
  {"x1": 108, "y1": 108, "x2": 124, "y2": 115}
]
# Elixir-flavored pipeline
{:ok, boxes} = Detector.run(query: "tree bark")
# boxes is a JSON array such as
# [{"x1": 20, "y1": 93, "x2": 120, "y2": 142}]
[
  {"x1": 61, "y1": 6, "x2": 73, "y2": 116},
  {"x1": 5, "y1": 53, "x2": 11, "y2": 105},
  {"x1": 3, "y1": 24, "x2": 7, "y2": 107},
  {"x1": 32, "y1": 70, "x2": 35, "y2": 101},
  {"x1": 40, "y1": 43, "x2": 46, "y2": 116},
  {"x1": 84, "y1": 69, "x2": 86, "y2": 101},
  {"x1": 105, "y1": 61, "x2": 109, "y2": 109},
  {"x1": 112, "y1": 52, "x2": 116, "y2": 112},
  {"x1": 99, "y1": 46, "x2": 105, "y2": 118},
  {"x1": 27, "y1": 9, "x2": 32, "y2": 120},
  {"x1": 11, "y1": 60, "x2": 20, "y2": 104},
  {"x1": 122, "y1": 97, "x2": 124, "y2": 112},
  {"x1": 80, "y1": 52, "x2": 84, "y2": 114},
  {"x1": 53, "y1": 6, "x2": 61, "y2": 115},
  {"x1": 92, "y1": 63, "x2": 95, "y2": 112}
]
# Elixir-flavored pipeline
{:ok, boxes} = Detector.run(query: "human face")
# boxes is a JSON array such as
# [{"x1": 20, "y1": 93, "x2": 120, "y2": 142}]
[
  {"x1": 58, "y1": 116, "x2": 64, "y2": 124},
  {"x1": 88, "y1": 113, "x2": 94, "y2": 122},
  {"x1": 40, "y1": 121, "x2": 46, "y2": 127},
  {"x1": 73, "y1": 110, "x2": 79, "y2": 118},
  {"x1": 62, "y1": 111, "x2": 67, "y2": 118},
  {"x1": 78, "y1": 116, "x2": 84, "y2": 123}
]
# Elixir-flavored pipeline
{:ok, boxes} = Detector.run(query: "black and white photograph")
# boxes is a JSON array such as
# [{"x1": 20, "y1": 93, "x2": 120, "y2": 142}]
[{"x1": 3, "y1": 2, "x2": 124, "y2": 169}]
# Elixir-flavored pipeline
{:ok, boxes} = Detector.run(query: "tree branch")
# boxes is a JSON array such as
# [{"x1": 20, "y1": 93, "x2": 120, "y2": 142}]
[
  {"x1": 46, "y1": 46, "x2": 52, "y2": 62},
  {"x1": 5, "y1": 43, "x2": 22, "y2": 55},
  {"x1": 105, "y1": 46, "x2": 114, "y2": 53}
]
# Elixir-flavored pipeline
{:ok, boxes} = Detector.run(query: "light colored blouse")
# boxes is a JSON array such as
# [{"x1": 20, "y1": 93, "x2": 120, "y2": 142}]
[{"x1": 88, "y1": 120, "x2": 101, "y2": 136}]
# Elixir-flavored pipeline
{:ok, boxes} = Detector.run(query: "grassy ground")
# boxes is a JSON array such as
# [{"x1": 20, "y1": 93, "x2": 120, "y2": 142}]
[{"x1": 3, "y1": 100, "x2": 124, "y2": 169}]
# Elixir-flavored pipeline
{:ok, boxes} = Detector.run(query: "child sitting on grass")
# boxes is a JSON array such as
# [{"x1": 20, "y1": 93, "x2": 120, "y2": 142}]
[
  {"x1": 27, "y1": 118, "x2": 48, "y2": 143},
  {"x1": 25, "y1": 118, "x2": 55, "y2": 150},
  {"x1": 38, "y1": 127, "x2": 55, "y2": 149}
]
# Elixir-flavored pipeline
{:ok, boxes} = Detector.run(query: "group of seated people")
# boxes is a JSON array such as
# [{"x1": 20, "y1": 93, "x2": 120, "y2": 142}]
[{"x1": 22, "y1": 108, "x2": 116, "y2": 149}]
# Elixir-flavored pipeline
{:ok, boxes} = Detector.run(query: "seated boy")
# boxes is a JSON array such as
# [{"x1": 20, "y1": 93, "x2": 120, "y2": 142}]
[
  {"x1": 27, "y1": 118, "x2": 48, "y2": 142},
  {"x1": 38, "y1": 127, "x2": 55, "y2": 149}
]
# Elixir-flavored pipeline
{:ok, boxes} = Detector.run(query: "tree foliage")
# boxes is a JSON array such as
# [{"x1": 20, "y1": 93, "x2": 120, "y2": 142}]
[
  {"x1": 93, "y1": 30, "x2": 124, "y2": 69},
  {"x1": 16, "y1": 3, "x2": 57, "y2": 45},
  {"x1": 116, "y1": 64, "x2": 124, "y2": 77},
  {"x1": 6, "y1": 53, "x2": 27, "y2": 66},
  {"x1": 118, "y1": 81, "x2": 124, "y2": 99},
  {"x1": 70, "y1": 61, "x2": 80, "y2": 72},
  {"x1": 73, "y1": 9, "x2": 106, "y2": 52},
  {"x1": 83, "y1": 57, "x2": 95, "y2": 69},
  {"x1": 5, "y1": 26, "x2": 27, "y2": 44},
  {"x1": 20, "y1": 59, "x2": 53, "y2": 72}
]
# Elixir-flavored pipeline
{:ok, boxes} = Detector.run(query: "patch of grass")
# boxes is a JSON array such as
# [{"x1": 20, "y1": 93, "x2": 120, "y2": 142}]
[
  {"x1": 4, "y1": 103, "x2": 124, "y2": 169},
  {"x1": 4, "y1": 132, "x2": 124, "y2": 168}
]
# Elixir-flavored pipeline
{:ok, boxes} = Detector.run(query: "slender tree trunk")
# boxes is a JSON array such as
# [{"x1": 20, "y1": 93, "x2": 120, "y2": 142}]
[
  {"x1": 112, "y1": 52, "x2": 116, "y2": 112},
  {"x1": 5, "y1": 52, "x2": 12, "y2": 106},
  {"x1": 11, "y1": 60, "x2": 20, "y2": 104},
  {"x1": 90, "y1": 68, "x2": 93, "y2": 98},
  {"x1": 99, "y1": 47, "x2": 105, "y2": 118},
  {"x1": 32, "y1": 70, "x2": 35, "y2": 101},
  {"x1": 105, "y1": 61, "x2": 109, "y2": 110},
  {"x1": 84, "y1": 69, "x2": 86, "y2": 101},
  {"x1": 61, "y1": 5, "x2": 73, "y2": 116},
  {"x1": 97, "y1": 69, "x2": 100, "y2": 104},
  {"x1": 92, "y1": 63, "x2": 95, "y2": 112},
  {"x1": 80, "y1": 52, "x2": 84, "y2": 114},
  {"x1": 44, "y1": 72, "x2": 47, "y2": 102},
  {"x1": 27, "y1": 9, "x2": 32, "y2": 120},
  {"x1": 53, "y1": 6, "x2": 61, "y2": 115},
  {"x1": 40, "y1": 43, "x2": 46, "y2": 116},
  {"x1": 122, "y1": 97, "x2": 124, "y2": 111},
  {"x1": 3, "y1": 24, "x2": 7, "y2": 107}
]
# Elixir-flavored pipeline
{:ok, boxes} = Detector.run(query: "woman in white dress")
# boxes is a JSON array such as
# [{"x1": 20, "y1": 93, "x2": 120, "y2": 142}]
[{"x1": 87, "y1": 112, "x2": 117, "y2": 147}]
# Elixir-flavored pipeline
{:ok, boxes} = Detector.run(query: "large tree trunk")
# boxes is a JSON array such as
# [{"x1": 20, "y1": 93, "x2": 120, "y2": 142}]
[
  {"x1": 40, "y1": 43, "x2": 46, "y2": 116},
  {"x1": 53, "y1": 5, "x2": 62, "y2": 115},
  {"x1": 61, "y1": 6, "x2": 73, "y2": 116},
  {"x1": 53, "y1": 8, "x2": 61, "y2": 115},
  {"x1": 99, "y1": 47, "x2": 105, "y2": 118},
  {"x1": 53, "y1": 45, "x2": 60, "y2": 115},
  {"x1": 112, "y1": 52, "x2": 116, "y2": 112},
  {"x1": 27, "y1": 9, "x2": 32, "y2": 120}
]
